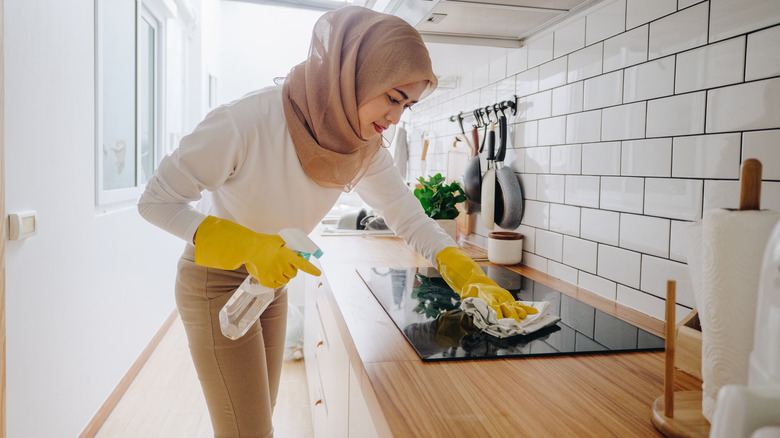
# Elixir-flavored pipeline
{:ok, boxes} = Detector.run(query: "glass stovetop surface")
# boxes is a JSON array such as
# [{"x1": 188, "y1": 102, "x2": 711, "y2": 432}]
[{"x1": 356, "y1": 266, "x2": 664, "y2": 362}]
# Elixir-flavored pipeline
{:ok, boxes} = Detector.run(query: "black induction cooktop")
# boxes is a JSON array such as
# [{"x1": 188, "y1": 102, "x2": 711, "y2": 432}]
[{"x1": 356, "y1": 266, "x2": 664, "y2": 362}]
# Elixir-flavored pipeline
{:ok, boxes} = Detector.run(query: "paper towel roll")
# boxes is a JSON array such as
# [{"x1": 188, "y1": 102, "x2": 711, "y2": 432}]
[{"x1": 688, "y1": 209, "x2": 780, "y2": 422}]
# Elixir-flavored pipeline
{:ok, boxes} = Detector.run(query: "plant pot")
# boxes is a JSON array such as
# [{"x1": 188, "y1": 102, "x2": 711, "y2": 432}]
[{"x1": 435, "y1": 219, "x2": 458, "y2": 242}]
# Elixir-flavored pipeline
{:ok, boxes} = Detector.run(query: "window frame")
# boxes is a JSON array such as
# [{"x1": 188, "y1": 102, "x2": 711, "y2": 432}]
[{"x1": 94, "y1": 0, "x2": 167, "y2": 206}]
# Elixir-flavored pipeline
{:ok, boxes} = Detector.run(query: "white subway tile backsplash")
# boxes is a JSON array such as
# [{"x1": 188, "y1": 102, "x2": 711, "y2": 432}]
[
  {"x1": 523, "y1": 199, "x2": 550, "y2": 228},
  {"x1": 706, "y1": 77, "x2": 780, "y2": 133},
  {"x1": 619, "y1": 213, "x2": 670, "y2": 257},
  {"x1": 648, "y1": 3, "x2": 709, "y2": 59},
  {"x1": 539, "y1": 57, "x2": 568, "y2": 91},
  {"x1": 474, "y1": 63, "x2": 490, "y2": 88},
  {"x1": 565, "y1": 175, "x2": 601, "y2": 208},
  {"x1": 519, "y1": 173, "x2": 538, "y2": 199},
  {"x1": 566, "y1": 110, "x2": 602, "y2": 143},
  {"x1": 550, "y1": 144, "x2": 582, "y2": 174},
  {"x1": 626, "y1": 0, "x2": 676, "y2": 29},
  {"x1": 604, "y1": 25, "x2": 649, "y2": 72},
  {"x1": 517, "y1": 225, "x2": 536, "y2": 252},
  {"x1": 743, "y1": 130, "x2": 780, "y2": 180},
  {"x1": 525, "y1": 146, "x2": 551, "y2": 173},
  {"x1": 524, "y1": 252, "x2": 548, "y2": 272},
  {"x1": 554, "y1": 17, "x2": 586, "y2": 58},
  {"x1": 582, "y1": 142, "x2": 621, "y2": 175},
  {"x1": 703, "y1": 180, "x2": 739, "y2": 210},
  {"x1": 586, "y1": 0, "x2": 627, "y2": 45},
  {"x1": 548, "y1": 261, "x2": 579, "y2": 285},
  {"x1": 622, "y1": 138, "x2": 672, "y2": 177},
  {"x1": 550, "y1": 203, "x2": 581, "y2": 236},
  {"x1": 525, "y1": 90, "x2": 553, "y2": 121},
  {"x1": 579, "y1": 271, "x2": 618, "y2": 300},
  {"x1": 672, "y1": 133, "x2": 741, "y2": 179},
  {"x1": 746, "y1": 25, "x2": 780, "y2": 81},
  {"x1": 513, "y1": 121, "x2": 538, "y2": 147},
  {"x1": 489, "y1": 52, "x2": 508, "y2": 84},
  {"x1": 496, "y1": 77, "x2": 515, "y2": 102},
  {"x1": 537, "y1": 174, "x2": 566, "y2": 203},
  {"x1": 584, "y1": 71, "x2": 624, "y2": 110},
  {"x1": 646, "y1": 92, "x2": 706, "y2": 137},
  {"x1": 669, "y1": 220, "x2": 690, "y2": 263},
  {"x1": 710, "y1": 0, "x2": 780, "y2": 43},
  {"x1": 645, "y1": 178, "x2": 703, "y2": 220},
  {"x1": 617, "y1": 285, "x2": 666, "y2": 322},
  {"x1": 678, "y1": 0, "x2": 702, "y2": 10},
  {"x1": 602, "y1": 102, "x2": 647, "y2": 141},
  {"x1": 600, "y1": 177, "x2": 645, "y2": 213},
  {"x1": 567, "y1": 43, "x2": 603, "y2": 83},
  {"x1": 538, "y1": 116, "x2": 567, "y2": 146},
  {"x1": 761, "y1": 182, "x2": 780, "y2": 213},
  {"x1": 623, "y1": 56, "x2": 675, "y2": 103},
  {"x1": 507, "y1": 47, "x2": 529, "y2": 76},
  {"x1": 552, "y1": 82, "x2": 584, "y2": 116},
  {"x1": 581, "y1": 208, "x2": 620, "y2": 246},
  {"x1": 675, "y1": 36, "x2": 745, "y2": 93},
  {"x1": 640, "y1": 255, "x2": 695, "y2": 307},
  {"x1": 563, "y1": 235, "x2": 597, "y2": 272},
  {"x1": 517, "y1": 68, "x2": 540, "y2": 98},
  {"x1": 598, "y1": 244, "x2": 641, "y2": 288},
  {"x1": 536, "y1": 229, "x2": 564, "y2": 262},
  {"x1": 528, "y1": 33, "x2": 554, "y2": 68}
]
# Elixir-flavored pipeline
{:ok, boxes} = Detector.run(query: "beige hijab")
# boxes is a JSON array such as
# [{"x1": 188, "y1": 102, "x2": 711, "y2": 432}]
[{"x1": 283, "y1": 6, "x2": 437, "y2": 191}]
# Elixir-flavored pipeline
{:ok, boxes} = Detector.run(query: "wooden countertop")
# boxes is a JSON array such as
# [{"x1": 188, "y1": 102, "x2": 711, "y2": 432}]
[{"x1": 312, "y1": 234, "x2": 701, "y2": 437}]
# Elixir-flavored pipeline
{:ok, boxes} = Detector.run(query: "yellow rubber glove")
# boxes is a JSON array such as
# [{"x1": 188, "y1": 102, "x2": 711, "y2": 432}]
[
  {"x1": 194, "y1": 216, "x2": 321, "y2": 289},
  {"x1": 436, "y1": 246, "x2": 537, "y2": 322}
]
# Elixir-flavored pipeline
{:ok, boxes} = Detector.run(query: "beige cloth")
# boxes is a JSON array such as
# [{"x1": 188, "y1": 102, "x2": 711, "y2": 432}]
[
  {"x1": 176, "y1": 245, "x2": 288, "y2": 438},
  {"x1": 282, "y1": 5, "x2": 437, "y2": 191}
]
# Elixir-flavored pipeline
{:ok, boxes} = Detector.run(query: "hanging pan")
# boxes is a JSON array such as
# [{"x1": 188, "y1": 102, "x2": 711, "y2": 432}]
[
  {"x1": 493, "y1": 114, "x2": 524, "y2": 229},
  {"x1": 463, "y1": 112, "x2": 484, "y2": 213}
]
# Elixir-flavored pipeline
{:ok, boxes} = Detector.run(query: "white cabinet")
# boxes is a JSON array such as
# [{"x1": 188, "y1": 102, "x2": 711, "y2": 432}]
[{"x1": 304, "y1": 273, "x2": 380, "y2": 438}]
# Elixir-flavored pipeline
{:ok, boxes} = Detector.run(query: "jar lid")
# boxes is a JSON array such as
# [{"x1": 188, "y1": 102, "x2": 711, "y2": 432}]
[{"x1": 488, "y1": 231, "x2": 524, "y2": 240}]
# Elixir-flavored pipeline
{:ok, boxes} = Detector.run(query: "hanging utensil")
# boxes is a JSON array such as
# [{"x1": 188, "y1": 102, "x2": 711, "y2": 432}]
[
  {"x1": 493, "y1": 114, "x2": 524, "y2": 229},
  {"x1": 463, "y1": 125, "x2": 482, "y2": 212},
  {"x1": 420, "y1": 138, "x2": 429, "y2": 178},
  {"x1": 480, "y1": 121, "x2": 496, "y2": 230}
]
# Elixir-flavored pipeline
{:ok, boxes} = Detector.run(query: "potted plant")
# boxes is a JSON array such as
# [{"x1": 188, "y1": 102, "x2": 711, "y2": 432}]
[{"x1": 413, "y1": 173, "x2": 466, "y2": 241}]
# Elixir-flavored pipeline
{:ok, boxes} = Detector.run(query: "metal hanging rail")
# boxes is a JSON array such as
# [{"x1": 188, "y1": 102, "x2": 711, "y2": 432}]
[{"x1": 448, "y1": 96, "x2": 518, "y2": 133}]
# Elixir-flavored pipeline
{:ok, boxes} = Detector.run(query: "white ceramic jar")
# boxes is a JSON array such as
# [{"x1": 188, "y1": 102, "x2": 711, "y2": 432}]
[{"x1": 487, "y1": 231, "x2": 524, "y2": 265}]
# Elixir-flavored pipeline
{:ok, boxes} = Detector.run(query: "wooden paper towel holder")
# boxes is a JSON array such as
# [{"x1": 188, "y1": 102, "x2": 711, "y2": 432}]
[{"x1": 651, "y1": 159, "x2": 763, "y2": 438}]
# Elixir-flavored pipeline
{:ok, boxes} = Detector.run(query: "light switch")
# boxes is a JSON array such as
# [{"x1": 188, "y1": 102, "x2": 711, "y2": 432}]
[{"x1": 8, "y1": 210, "x2": 37, "y2": 240}]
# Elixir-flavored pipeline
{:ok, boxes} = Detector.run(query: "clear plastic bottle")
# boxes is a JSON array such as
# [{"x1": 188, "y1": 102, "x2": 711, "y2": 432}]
[{"x1": 219, "y1": 228, "x2": 323, "y2": 340}]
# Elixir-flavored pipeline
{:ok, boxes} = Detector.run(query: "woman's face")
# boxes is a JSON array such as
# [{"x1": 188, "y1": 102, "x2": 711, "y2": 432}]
[{"x1": 357, "y1": 80, "x2": 428, "y2": 140}]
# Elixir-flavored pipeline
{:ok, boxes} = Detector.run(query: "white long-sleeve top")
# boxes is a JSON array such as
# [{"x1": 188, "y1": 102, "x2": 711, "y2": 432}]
[{"x1": 138, "y1": 85, "x2": 455, "y2": 266}]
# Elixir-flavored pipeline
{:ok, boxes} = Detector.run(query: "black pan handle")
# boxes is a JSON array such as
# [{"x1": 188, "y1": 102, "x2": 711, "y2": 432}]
[
  {"x1": 486, "y1": 122, "x2": 496, "y2": 161},
  {"x1": 495, "y1": 115, "x2": 507, "y2": 163}
]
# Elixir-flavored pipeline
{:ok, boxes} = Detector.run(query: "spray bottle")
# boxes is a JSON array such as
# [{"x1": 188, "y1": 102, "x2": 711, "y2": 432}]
[{"x1": 219, "y1": 228, "x2": 323, "y2": 340}]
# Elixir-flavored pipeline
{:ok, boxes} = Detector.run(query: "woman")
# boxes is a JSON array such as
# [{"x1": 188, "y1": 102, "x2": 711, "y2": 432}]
[{"x1": 139, "y1": 6, "x2": 534, "y2": 437}]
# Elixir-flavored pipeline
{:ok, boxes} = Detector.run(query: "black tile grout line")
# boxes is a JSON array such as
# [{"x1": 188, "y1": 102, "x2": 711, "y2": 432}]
[{"x1": 430, "y1": 28, "x2": 780, "y2": 123}]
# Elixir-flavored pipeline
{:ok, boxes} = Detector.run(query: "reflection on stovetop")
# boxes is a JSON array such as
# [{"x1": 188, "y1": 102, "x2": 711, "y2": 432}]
[{"x1": 356, "y1": 266, "x2": 664, "y2": 362}]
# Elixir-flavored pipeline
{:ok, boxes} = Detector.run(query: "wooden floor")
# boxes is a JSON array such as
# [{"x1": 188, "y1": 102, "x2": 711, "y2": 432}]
[{"x1": 95, "y1": 315, "x2": 313, "y2": 438}]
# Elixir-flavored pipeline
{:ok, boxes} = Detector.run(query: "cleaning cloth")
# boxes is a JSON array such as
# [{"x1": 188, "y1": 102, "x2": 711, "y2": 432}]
[{"x1": 460, "y1": 298, "x2": 561, "y2": 338}]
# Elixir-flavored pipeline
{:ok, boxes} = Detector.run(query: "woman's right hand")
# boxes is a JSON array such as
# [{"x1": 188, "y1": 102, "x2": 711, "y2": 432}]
[{"x1": 194, "y1": 216, "x2": 320, "y2": 288}]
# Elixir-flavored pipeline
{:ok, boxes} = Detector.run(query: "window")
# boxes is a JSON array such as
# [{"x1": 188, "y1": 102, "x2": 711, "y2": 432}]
[{"x1": 96, "y1": 0, "x2": 165, "y2": 204}]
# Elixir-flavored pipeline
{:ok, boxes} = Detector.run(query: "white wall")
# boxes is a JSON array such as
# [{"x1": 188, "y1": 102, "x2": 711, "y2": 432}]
[
  {"x1": 217, "y1": 2, "x2": 323, "y2": 105},
  {"x1": 4, "y1": 0, "x2": 205, "y2": 436},
  {"x1": 410, "y1": 0, "x2": 780, "y2": 323}
]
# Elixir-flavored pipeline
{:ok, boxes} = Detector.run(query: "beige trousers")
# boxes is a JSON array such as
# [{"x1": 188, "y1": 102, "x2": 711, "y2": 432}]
[{"x1": 175, "y1": 245, "x2": 288, "y2": 438}]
